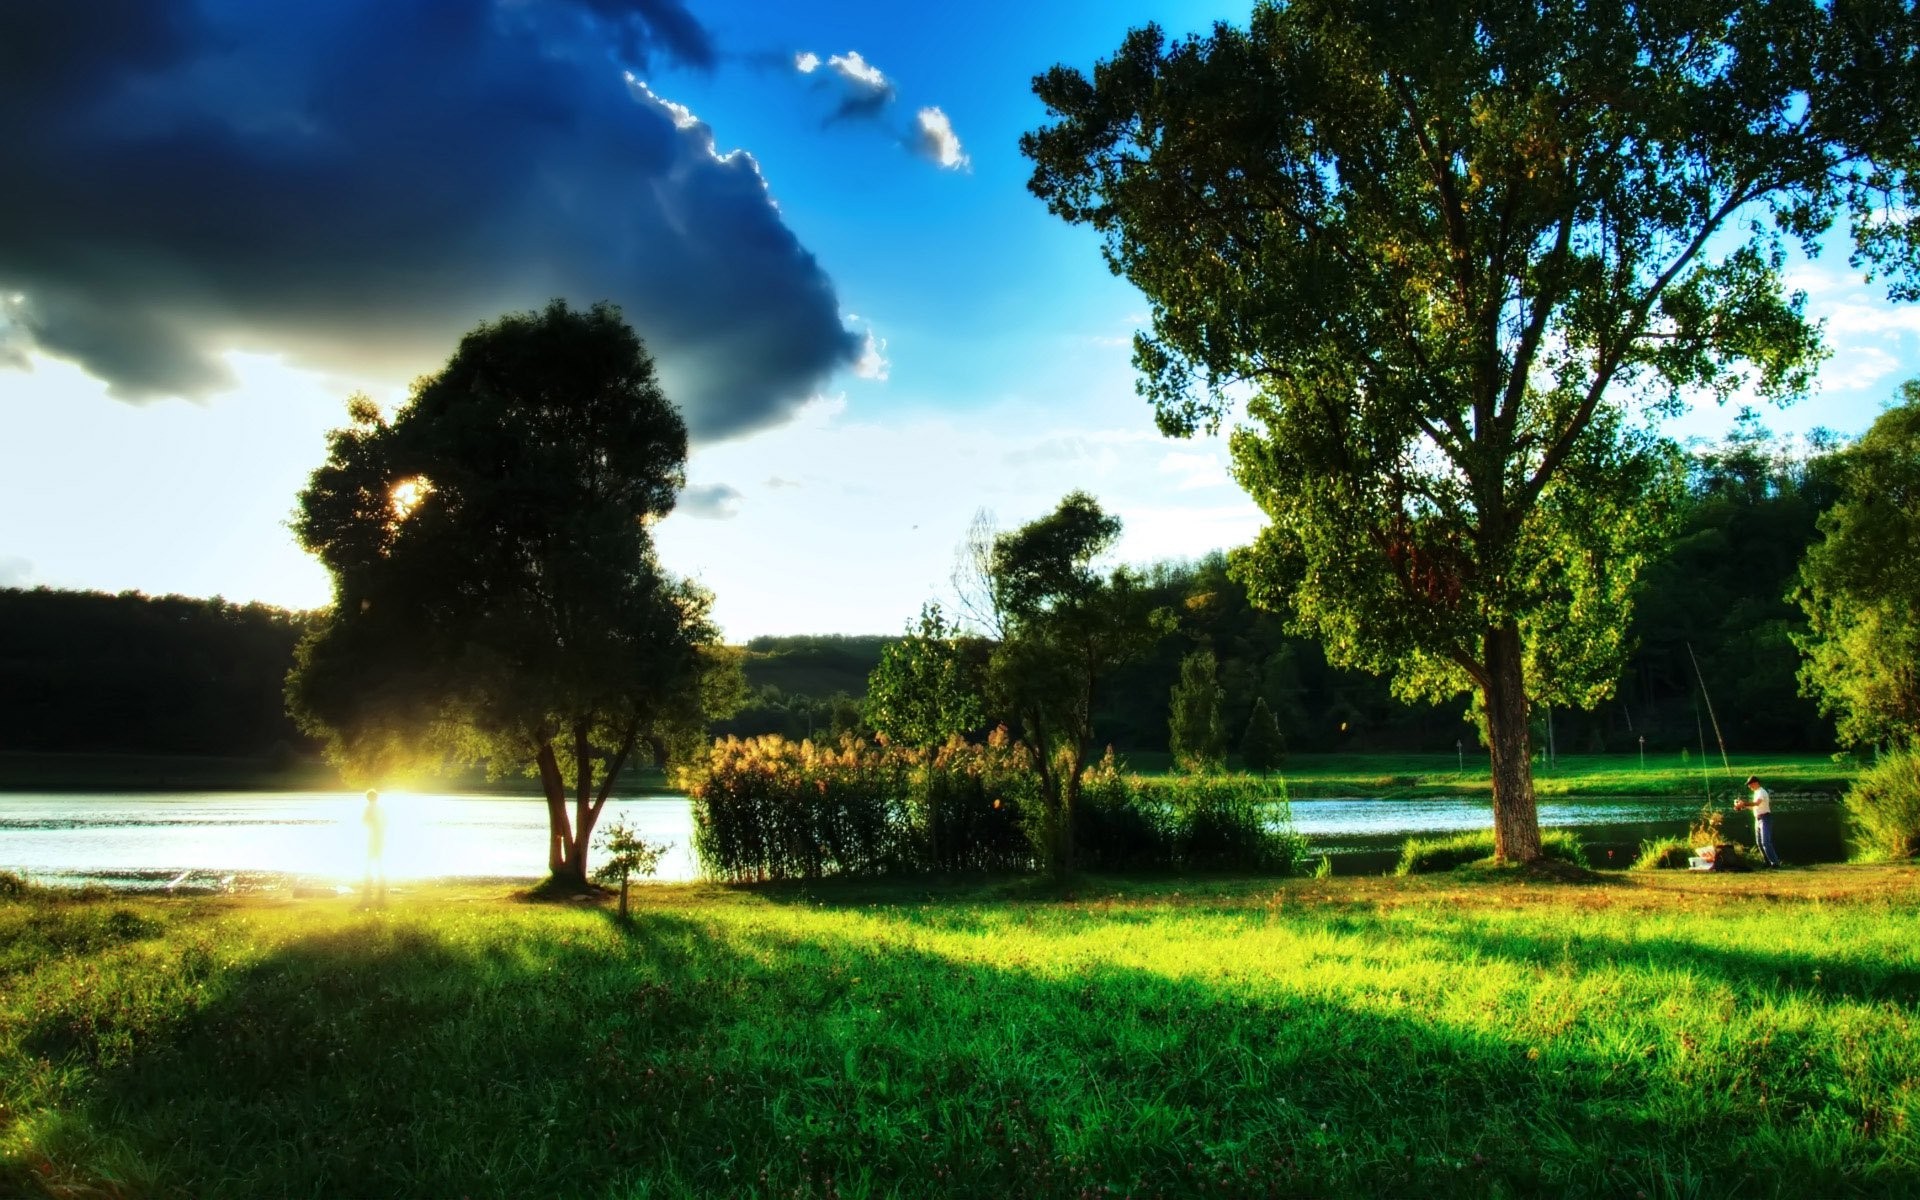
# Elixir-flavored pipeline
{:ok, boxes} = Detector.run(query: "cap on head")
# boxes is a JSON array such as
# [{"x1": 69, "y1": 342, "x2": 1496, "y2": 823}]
[{"x1": 1744, "y1": 775, "x2": 1760, "y2": 787}]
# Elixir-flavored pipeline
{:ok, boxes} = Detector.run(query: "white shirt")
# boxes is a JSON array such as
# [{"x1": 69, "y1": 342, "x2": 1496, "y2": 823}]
[{"x1": 1748, "y1": 786, "x2": 1771, "y2": 818}]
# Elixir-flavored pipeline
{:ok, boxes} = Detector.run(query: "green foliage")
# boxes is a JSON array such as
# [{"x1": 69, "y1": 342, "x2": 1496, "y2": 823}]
[
  {"x1": 864, "y1": 602, "x2": 985, "y2": 751},
  {"x1": 0, "y1": 872, "x2": 29, "y2": 901},
  {"x1": 1396, "y1": 830, "x2": 1589, "y2": 876},
  {"x1": 1025, "y1": 0, "x2": 1920, "y2": 858},
  {"x1": 287, "y1": 301, "x2": 727, "y2": 881},
  {"x1": 690, "y1": 736, "x2": 913, "y2": 882},
  {"x1": 1631, "y1": 838, "x2": 1695, "y2": 871},
  {"x1": 1795, "y1": 382, "x2": 1920, "y2": 748},
  {"x1": 985, "y1": 493, "x2": 1171, "y2": 875},
  {"x1": 688, "y1": 733, "x2": 1303, "y2": 881},
  {"x1": 1166, "y1": 647, "x2": 1226, "y2": 772},
  {"x1": 1239, "y1": 695, "x2": 1285, "y2": 773},
  {"x1": 1841, "y1": 747, "x2": 1920, "y2": 862},
  {"x1": 591, "y1": 818, "x2": 669, "y2": 918},
  {"x1": 1078, "y1": 759, "x2": 1308, "y2": 874}
]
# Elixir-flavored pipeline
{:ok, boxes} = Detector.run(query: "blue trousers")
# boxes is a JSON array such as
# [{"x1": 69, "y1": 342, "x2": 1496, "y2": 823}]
[{"x1": 1755, "y1": 814, "x2": 1781, "y2": 867}]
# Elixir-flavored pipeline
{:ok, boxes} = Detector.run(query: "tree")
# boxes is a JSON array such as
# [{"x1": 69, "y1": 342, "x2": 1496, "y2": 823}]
[
  {"x1": 1024, "y1": 0, "x2": 1919, "y2": 859},
  {"x1": 1168, "y1": 647, "x2": 1227, "y2": 772},
  {"x1": 1795, "y1": 381, "x2": 1920, "y2": 748},
  {"x1": 592, "y1": 818, "x2": 668, "y2": 920},
  {"x1": 1241, "y1": 696, "x2": 1286, "y2": 774},
  {"x1": 288, "y1": 300, "x2": 735, "y2": 886},
  {"x1": 864, "y1": 602, "x2": 984, "y2": 750},
  {"x1": 986, "y1": 492, "x2": 1168, "y2": 875}
]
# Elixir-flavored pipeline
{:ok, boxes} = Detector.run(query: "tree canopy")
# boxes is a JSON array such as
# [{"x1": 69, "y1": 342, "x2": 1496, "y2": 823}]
[
  {"x1": 1025, "y1": 0, "x2": 1920, "y2": 858},
  {"x1": 288, "y1": 300, "x2": 734, "y2": 884},
  {"x1": 1796, "y1": 380, "x2": 1920, "y2": 748}
]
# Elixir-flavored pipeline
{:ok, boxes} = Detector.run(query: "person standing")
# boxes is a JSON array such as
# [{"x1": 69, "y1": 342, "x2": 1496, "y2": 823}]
[
  {"x1": 362, "y1": 789, "x2": 388, "y2": 903},
  {"x1": 1734, "y1": 775, "x2": 1781, "y2": 867}
]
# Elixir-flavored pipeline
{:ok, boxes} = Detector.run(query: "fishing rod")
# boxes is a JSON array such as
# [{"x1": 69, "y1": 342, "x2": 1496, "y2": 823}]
[{"x1": 1687, "y1": 641, "x2": 1734, "y2": 780}]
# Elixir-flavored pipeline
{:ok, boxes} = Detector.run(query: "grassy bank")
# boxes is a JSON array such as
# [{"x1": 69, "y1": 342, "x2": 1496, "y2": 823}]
[
  {"x1": 1121, "y1": 752, "x2": 1856, "y2": 801},
  {"x1": 3, "y1": 867, "x2": 1916, "y2": 1198}
]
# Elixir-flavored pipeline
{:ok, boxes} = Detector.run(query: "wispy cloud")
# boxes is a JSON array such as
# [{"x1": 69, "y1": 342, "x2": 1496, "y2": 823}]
[{"x1": 680, "y1": 483, "x2": 745, "y2": 519}]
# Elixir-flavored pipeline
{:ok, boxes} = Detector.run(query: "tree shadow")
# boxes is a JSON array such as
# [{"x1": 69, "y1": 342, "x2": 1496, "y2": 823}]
[{"x1": 8, "y1": 901, "x2": 1914, "y2": 1199}]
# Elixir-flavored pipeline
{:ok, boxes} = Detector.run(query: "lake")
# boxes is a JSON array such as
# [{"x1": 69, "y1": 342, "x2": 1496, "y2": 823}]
[{"x1": 0, "y1": 789, "x2": 1847, "y2": 890}]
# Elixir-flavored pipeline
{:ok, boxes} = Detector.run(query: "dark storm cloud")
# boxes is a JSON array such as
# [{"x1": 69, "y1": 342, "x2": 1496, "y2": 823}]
[
  {"x1": 679, "y1": 482, "x2": 744, "y2": 519},
  {"x1": 0, "y1": 0, "x2": 860, "y2": 442}
]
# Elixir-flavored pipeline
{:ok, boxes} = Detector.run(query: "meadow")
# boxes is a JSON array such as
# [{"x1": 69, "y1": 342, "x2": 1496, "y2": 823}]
[{"x1": 3, "y1": 865, "x2": 1916, "y2": 1198}]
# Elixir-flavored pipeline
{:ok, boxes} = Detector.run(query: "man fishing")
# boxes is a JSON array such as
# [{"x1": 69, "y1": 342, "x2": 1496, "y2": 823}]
[{"x1": 1733, "y1": 775, "x2": 1782, "y2": 868}]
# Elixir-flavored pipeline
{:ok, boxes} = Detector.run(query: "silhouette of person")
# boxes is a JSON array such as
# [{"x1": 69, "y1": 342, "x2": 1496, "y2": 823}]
[{"x1": 362, "y1": 788, "x2": 388, "y2": 903}]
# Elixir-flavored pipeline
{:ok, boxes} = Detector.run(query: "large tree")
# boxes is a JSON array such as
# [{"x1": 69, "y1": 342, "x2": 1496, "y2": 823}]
[
  {"x1": 985, "y1": 492, "x2": 1167, "y2": 876},
  {"x1": 289, "y1": 301, "x2": 734, "y2": 885},
  {"x1": 1024, "y1": 0, "x2": 1919, "y2": 859},
  {"x1": 1795, "y1": 380, "x2": 1920, "y2": 748}
]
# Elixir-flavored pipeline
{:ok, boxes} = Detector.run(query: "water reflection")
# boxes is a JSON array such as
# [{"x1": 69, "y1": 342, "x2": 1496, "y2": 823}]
[{"x1": 0, "y1": 792, "x2": 697, "y2": 890}]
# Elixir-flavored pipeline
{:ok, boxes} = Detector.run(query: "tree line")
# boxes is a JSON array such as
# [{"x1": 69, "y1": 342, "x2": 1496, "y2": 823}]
[{"x1": 0, "y1": 429, "x2": 1864, "y2": 765}]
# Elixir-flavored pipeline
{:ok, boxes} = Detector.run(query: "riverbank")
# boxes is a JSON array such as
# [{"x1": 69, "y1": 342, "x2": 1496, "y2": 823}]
[
  {"x1": 4, "y1": 866, "x2": 1915, "y2": 1197},
  {"x1": 0, "y1": 749, "x2": 1850, "y2": 801},
  {"x1": 1152, "y1": 751, "x2": 1855, "y2": 800}
]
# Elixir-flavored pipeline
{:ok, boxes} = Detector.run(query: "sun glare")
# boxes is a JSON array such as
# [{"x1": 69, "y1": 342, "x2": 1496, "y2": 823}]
[{"x1": 389, "y1": 476, "x2": 432, "y2": 521}]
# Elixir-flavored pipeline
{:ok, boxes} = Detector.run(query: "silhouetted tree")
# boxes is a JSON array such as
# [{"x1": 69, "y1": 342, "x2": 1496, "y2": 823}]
[{"x1": 288, "y1": 301, "x2": 736, "y2": 885}]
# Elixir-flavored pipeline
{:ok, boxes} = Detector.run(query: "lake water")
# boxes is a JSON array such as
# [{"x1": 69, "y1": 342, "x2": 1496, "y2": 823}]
[{"x1": 0, "y1": 790, "x2": 1846, "y2": 890}]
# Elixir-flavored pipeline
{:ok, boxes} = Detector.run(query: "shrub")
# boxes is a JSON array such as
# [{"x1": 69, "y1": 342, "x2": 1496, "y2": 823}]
[
  {"x1": 1395, "y1": 829, "x2": 1589, "y2": 875},
  {"x1": 917, "y1": 730, "x2": 1035, "y2": 874},
  {"x1": 1631, "y1": 838, "x2": 1694, "y2": 871},
  {"x1": 690, "y1": 735, "x2": 910, "y2": 881},
  {"x1": 1842, "y1": 747, "x2": 1920, "y2": 862},
  {"x1": 0, "y1": 871, "x2": 30, "y2": 900},
  {"x1": 1084, "y1": 768, "x2": 1309, "y2": 874}
]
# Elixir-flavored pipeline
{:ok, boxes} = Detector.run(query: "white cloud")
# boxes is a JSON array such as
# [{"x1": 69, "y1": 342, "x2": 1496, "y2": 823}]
[
  {"x1": 1819, "y1": 345, "x2": 1902, "y2": 392},
  {"x1": 794, "y1": 51, "x2": 820, "y2": 73},
  {"x1": 826, "y1": 51, "x2": 889, "y2": 92},
  {"x1": 912, "y1": 106, "x2": 969, "y2": 171},
  {"x1": 853, "y1": 327, "x2": 890, "y2": 381},
  {"x1": 0, "y1": 555, "x2": 32, "y2": 587}
]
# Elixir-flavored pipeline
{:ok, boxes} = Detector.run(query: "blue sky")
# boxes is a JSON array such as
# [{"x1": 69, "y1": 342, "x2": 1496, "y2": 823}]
[{"x1": 3, "y1": 0, "x2": 1917, "y2": 638}]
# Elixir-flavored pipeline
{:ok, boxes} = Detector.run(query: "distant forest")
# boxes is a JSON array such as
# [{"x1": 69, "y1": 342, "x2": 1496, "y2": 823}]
[{"x1": 0, "y1": 429, "x2": 1839, "y2": 763}]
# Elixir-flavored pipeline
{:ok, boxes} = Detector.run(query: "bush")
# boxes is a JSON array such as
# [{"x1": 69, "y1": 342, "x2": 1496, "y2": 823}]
[
  {"x1": 0, "y1": 871, "x2": 31, "y2": 900},
  {"x1": 1631, "y1": 837, "x2": 1694, "y2": 871},
  {"x1": 690, "y1": 735, "x2": 911, "y2": 881},
  {"x1": 1842, "y1": 747, "x2": 1920, "y2": 861},
  {"x1": 1395, "y1": 829, "x2": 1589, "y2": 875},
  {"x1": 689, "y1": 735, "x2": 1309, "y2": 881},
  {"x1": 1082, "y1": 767, "x2": 1309, "y2": 874},
  {"x1": 918, "y1": 731, "x2": 1035, "y2": 874}
]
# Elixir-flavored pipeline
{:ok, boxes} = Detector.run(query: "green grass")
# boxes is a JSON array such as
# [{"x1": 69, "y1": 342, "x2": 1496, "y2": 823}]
[
  {"x1": 3, "y1": 867, "x2": 1917, "y2": 1198},
  {"x1": 1123, "y1": 752, "x2": 1856, "y2": 800},
  {"x1": 1395, "y1": 829, "x2": 1589, "y2": 874}
]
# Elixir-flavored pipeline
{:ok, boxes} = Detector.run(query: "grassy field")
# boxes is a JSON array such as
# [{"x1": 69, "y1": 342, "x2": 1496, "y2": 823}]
[
  {"x1": 1117, "y1": 752, "x2": 1858, "y2": 801},
  {"x1": 3, "y1": 867, "x2": 1916, "y2": 1198}
]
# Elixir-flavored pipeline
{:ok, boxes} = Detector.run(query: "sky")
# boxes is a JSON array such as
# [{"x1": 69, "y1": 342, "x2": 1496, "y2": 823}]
[{"x1": 3, "y1": 0, "x2": 1918, "y2": 639}]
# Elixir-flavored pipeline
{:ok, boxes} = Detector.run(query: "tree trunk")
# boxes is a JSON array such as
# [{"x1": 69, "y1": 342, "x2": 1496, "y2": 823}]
[
  {"x1": 1483, "y1": 624, "x2": 1544, "y2": 861},
  {"x1": 570, "y1": 722, "x2": 594, "y2": 886},
  {"x1": 536, "y1": 741, "x2": 573, "y2": 876}
]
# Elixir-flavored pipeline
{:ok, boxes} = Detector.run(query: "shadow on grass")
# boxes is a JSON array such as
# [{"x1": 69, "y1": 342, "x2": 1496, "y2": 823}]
[{"x1": 6, "y1": 901, "x2": 1914, "y2": 1199}]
